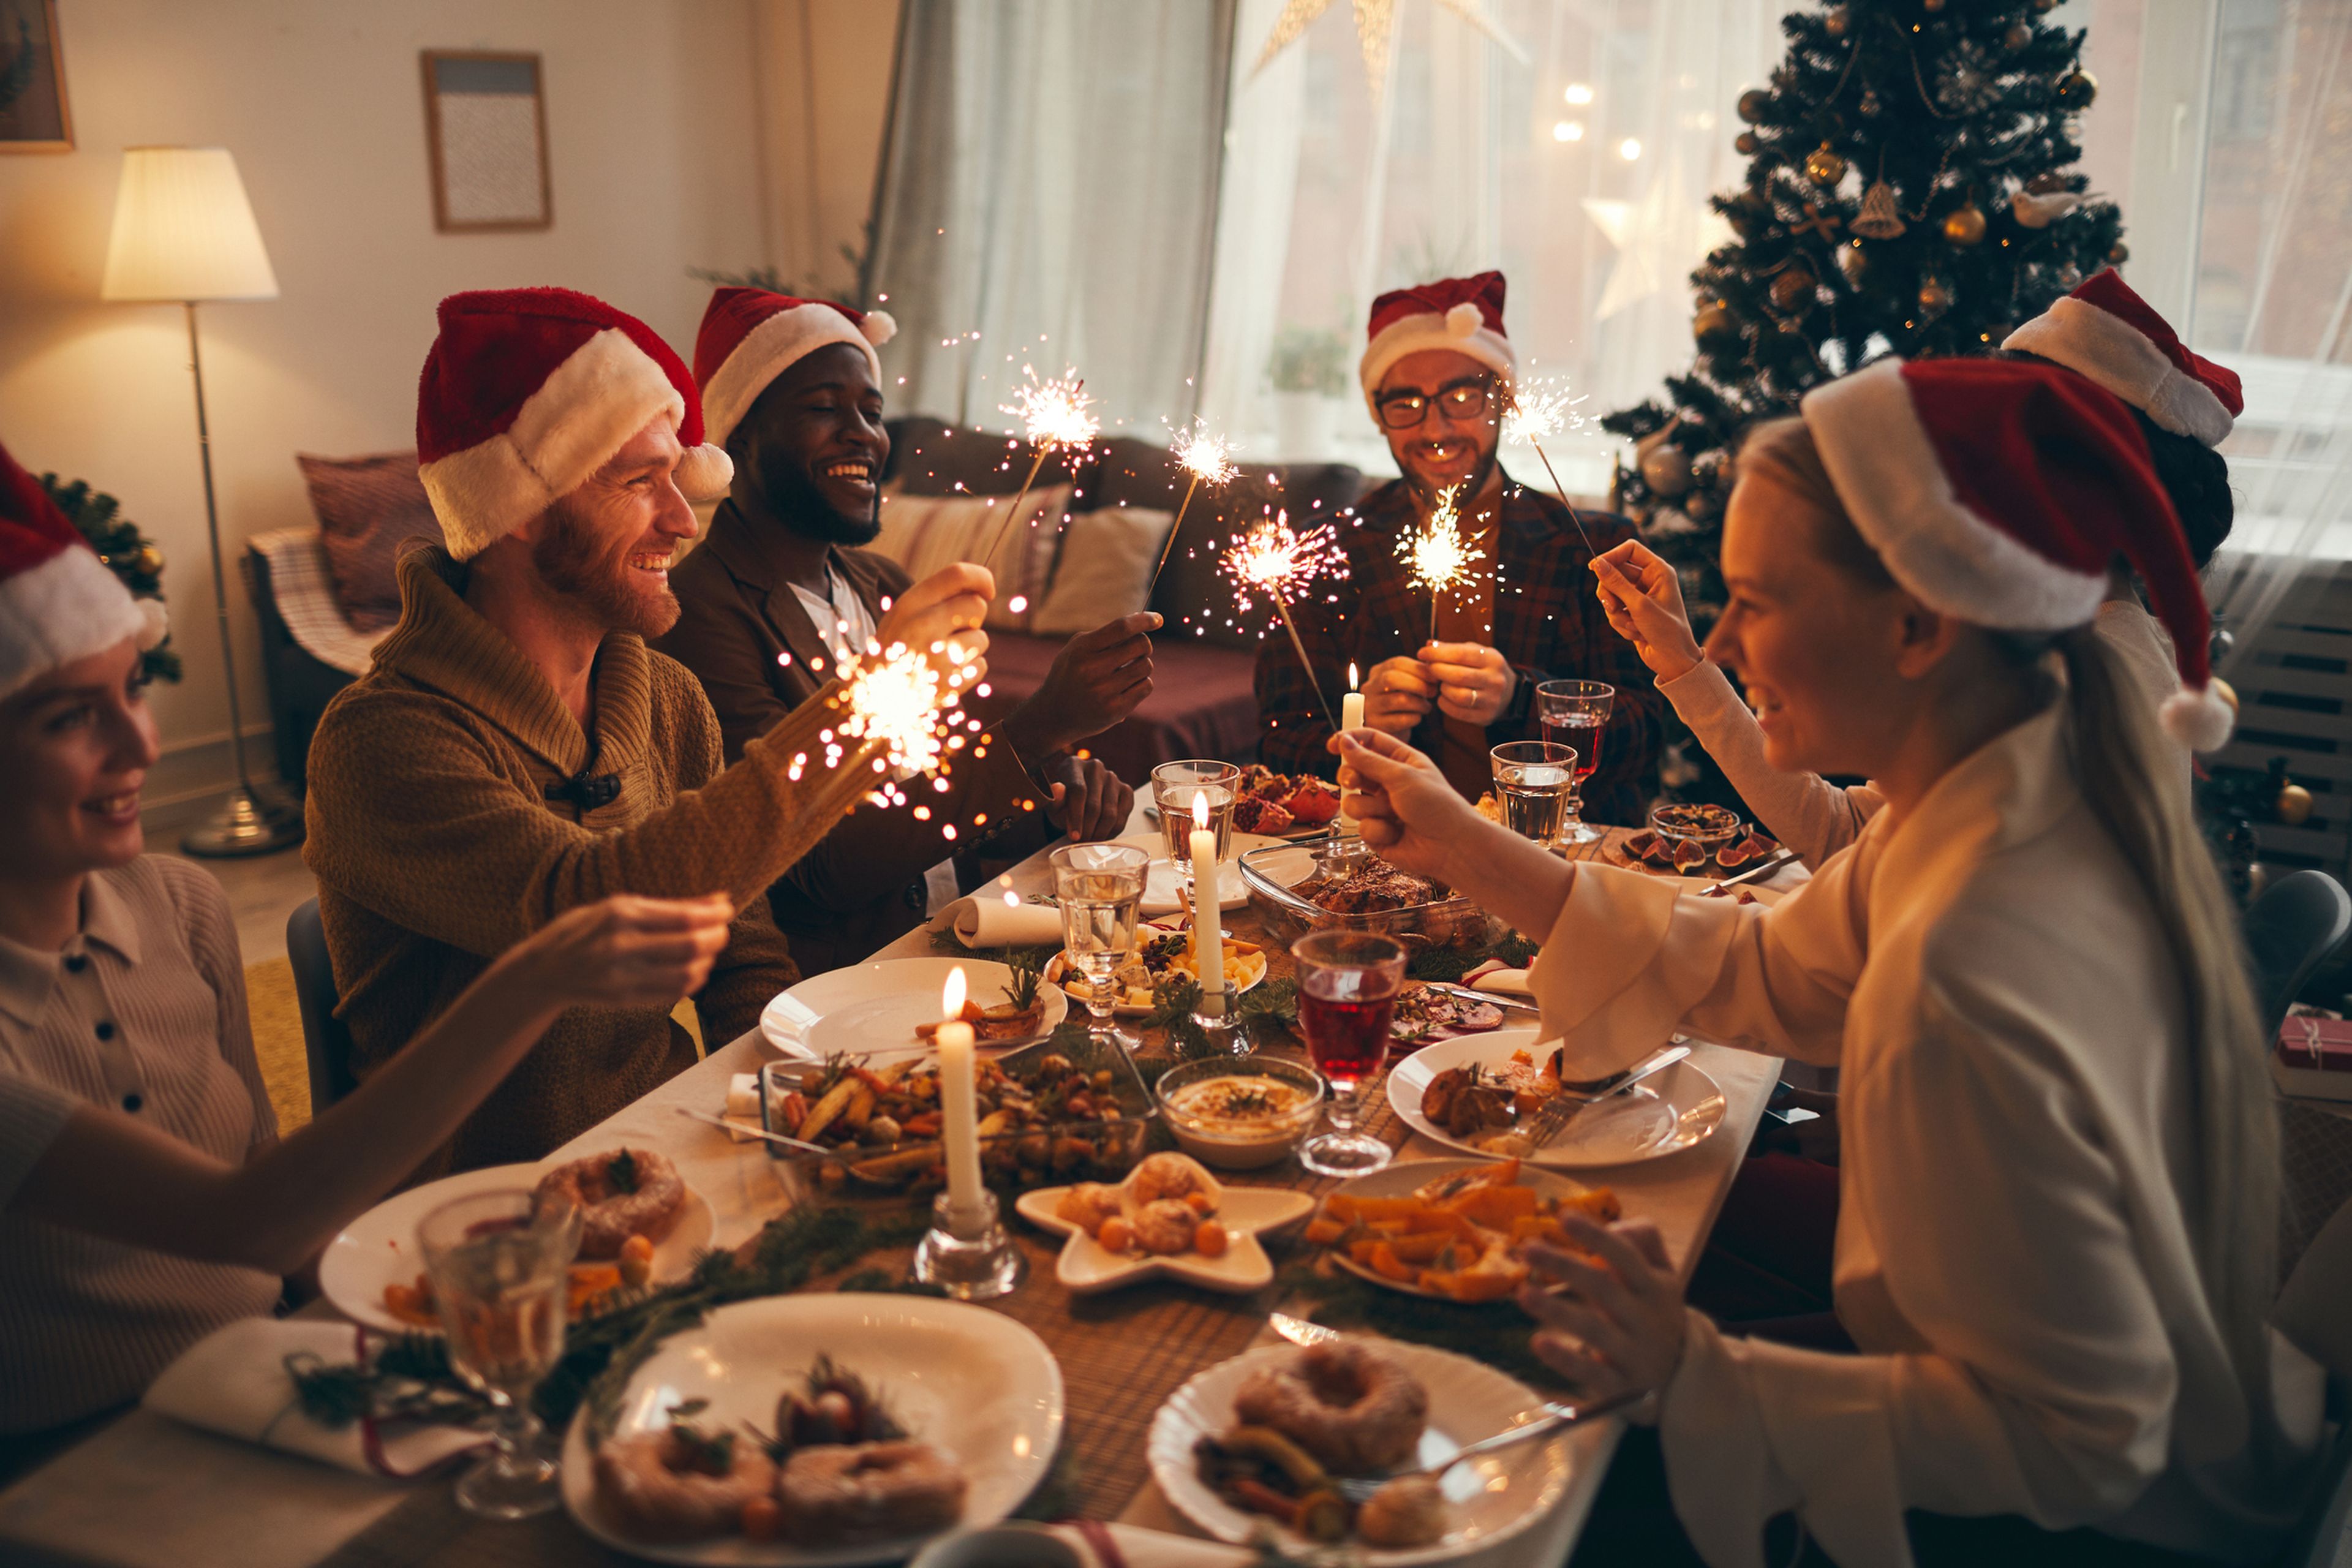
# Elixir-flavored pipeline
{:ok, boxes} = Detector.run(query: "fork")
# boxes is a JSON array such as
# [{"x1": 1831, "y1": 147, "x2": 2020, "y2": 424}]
[
  {"x1": 1522, "y1": 1042, "x2": 1691, "y2": 1149},
  {"x1": 1329, "y1": 1389, "x2": 1647, "y2": 1503}
]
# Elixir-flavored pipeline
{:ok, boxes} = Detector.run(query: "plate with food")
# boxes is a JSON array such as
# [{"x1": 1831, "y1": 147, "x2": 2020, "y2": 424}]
[
  {"x1": 1148, "y1": 1338, "x2": 1572, "y2": 1562},
  {"x1": 1385, "y1": 980, "x2": 1512, "y2": 1049},
  {"x1": 1042, "y1": 919, "x2": 1270, "y2": 1016},
  {"x1": 1015, "y1": 1152, "x2": 1315, "y2": 1295},
  {"x1": 757, "y1": 1040, "x2": 1153, "y2": 1196},
  {"x1": 1147, "y1": 766, "x2": 1344, "y2": 841},
  {"x1": 322, "y1": 1148, "x2": 716, "y2": 1334},
  {"x1": 560, "y1": 1294, "x2": 1062, "y2": 1566},
  {"x1": 1607, "y1": 804, "x2": 1781, "y2": 879},
  {"x1": 1301, "y1": 1159, "x2": 1620, "y2": 1303},
  {"x1": 760, "y1": 957, "x2": 1066, "y2": 1061},
  {"x1": 1387, "y1": 1028, "x2": 1727, "y2": 1169}
]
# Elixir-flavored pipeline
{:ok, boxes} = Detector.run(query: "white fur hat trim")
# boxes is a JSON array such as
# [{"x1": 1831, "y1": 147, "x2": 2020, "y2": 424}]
[
  {"x1": 0, "y1": 545, "x2": 151, "y2": 701},
  {"x1": 1359, "y1": 312, "x2": 1516, "y2": 414},
  {"x1": 701, "y1": 305, "x2": 897, "y2": 451}
]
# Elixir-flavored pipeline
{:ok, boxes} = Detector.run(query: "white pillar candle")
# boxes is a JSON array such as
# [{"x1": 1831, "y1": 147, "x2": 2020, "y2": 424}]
[
  {"x1": 1339, "y1": 664, "x2": 1365, "y2": 835},
  {"x1": 1191, "y1": 794, "x2": 1226, "y2": 1015},
  {"x1": 937, "y1": 968, "x2": 986, "y2": 1220}
]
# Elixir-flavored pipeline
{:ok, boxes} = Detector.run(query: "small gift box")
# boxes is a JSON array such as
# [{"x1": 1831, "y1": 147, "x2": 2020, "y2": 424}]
[{"x1": 2273, "y1": 1012, "x2": 2352, "y2": 1102}]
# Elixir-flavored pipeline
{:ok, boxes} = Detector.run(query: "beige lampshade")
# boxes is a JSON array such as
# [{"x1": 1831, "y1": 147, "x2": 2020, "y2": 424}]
[{"x1": 100, "y1": 146, "x2": 279, "y2": 303}]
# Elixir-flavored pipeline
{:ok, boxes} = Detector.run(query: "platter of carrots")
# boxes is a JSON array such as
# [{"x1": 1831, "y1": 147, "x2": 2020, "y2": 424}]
[{"x1": 1300, "y1": 1158, "x2": 1621, "y2": 1305}]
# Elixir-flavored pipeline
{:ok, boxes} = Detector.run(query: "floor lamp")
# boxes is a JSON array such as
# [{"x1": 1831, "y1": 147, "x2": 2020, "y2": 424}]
[{"x1": 102, "y1": 146, "x2": 302, "y2": 857}]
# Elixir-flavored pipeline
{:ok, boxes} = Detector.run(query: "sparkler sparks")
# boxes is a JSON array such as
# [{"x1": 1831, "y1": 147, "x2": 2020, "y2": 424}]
[
  {"x1": 1224, "y1": 511, "x2": 1348, "y2": 732},
  {"x1": 1398, "y1": 485, "x2": 1490, "y2": 640},
  {"x1": 1150, "y1": 423, "x2": 1245, "y2": 593},
  {"x1": 832, "y1": 635, "x2": 985, "y2": 817},
  {"x1": 1003, "y1": 367, "x2": 1099, "y2": 455},
  {"x1": 1502, "y1": 376, "x2": 1600, "y2": 560}
]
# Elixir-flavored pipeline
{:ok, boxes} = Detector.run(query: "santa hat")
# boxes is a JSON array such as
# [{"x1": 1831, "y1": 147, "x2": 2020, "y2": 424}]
[
  {"x1": 0, "y1": 440, "x2": 164, "y2": 701},
  {"x1": 1802, "y1": 357, "x2": 2234, "y2": 752},
  {"x1": 415, "y1": 287, "x2": 733, "y2": 560},
  {"x1": 1359, "y1": 271, "x2": 1515, "y2": 412},
  {"x1": 693, "y1": 287, "x2": 899, "y2": 450},
  {"x1": 2003, "y1": 270, "x2": 2243, "y2": 447}
]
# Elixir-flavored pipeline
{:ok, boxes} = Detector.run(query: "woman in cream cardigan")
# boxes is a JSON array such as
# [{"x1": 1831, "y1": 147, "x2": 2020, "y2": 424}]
[{"x1": 1336, "y1": 358, "x2": 2318, "y2": 1566}]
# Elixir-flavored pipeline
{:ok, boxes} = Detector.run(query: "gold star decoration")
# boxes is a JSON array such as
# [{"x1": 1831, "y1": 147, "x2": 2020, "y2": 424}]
[
  {"x1": 1580, "y1": 160, "x2": 1737, "y2": 322},
  {"x1": 1252, "y1": 0, "x2": 1525, "y2": 99}
]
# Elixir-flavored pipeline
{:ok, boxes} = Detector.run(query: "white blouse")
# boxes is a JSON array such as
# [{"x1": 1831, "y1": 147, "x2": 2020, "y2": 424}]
[{"x1": 1530, "y1": 704, "x2": 2321, "y2": 1567}]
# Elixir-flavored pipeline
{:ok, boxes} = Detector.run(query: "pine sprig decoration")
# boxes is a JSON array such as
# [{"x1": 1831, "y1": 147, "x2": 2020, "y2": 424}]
[
  {"x1": 1603, "y1": 0, "x2": 2123, "y2": 809},
  {"x1": 38, "y1": 473, "x2": 181, "y2": 684}
]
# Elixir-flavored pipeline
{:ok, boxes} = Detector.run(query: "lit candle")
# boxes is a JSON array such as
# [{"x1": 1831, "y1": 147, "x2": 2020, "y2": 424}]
[
  {"x1": 1338, "y1": 665, "x2": 1365, "y2": 836},
  {"x1": 937, "y1": 968, "x2": 985, "y2": 1220},
  {"x1": 1191, "y1": 793, "x2": 1226, "y2": 1016}
]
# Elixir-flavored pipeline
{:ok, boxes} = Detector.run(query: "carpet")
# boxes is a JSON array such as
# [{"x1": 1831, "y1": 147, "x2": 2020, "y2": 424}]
[{"x1": 244, "y1": 957, "x2": 312, "y2": 1133}]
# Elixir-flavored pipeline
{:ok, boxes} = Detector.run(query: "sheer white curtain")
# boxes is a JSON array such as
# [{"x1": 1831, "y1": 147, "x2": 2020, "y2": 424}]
[{"x1": 865, "y1": 0, "x2": 1236, "y2": 435}]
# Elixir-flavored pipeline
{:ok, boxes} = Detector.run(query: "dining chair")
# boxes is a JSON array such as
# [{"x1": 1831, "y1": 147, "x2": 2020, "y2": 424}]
[
  {"x1": 2276, "y1": 1196, "x2": 2352, "y2": 1568},
  {"x1": 2244, "y1": 870, "x2": 2352, "y2": 1044},
  {"x1": 286, "y1": 897, "x2": 358, "y2": 1117}
]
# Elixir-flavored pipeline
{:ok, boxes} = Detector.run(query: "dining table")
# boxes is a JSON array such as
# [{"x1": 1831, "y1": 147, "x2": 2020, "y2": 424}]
[{"x1": 0, "y1": 805, "x2": 1799, "y2": 1568}]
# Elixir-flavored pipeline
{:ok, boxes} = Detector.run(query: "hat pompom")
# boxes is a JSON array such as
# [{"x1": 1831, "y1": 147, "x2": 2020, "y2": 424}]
[
  {"x1": 2160, "y1": 685, "x2": 2236, "y2": 754},
  {"x1": 860, "y1": 310, "x2": 897, "y2": 347},
  {"x1": 1446, "y1": 301, "x2": 1482, "y2": 337},
  {"x1": 135, "y1": 597, "x2": 168, "y2": 650},
  {"x1": 674, "y1": 443, "x2": 734, "y2": 503}
]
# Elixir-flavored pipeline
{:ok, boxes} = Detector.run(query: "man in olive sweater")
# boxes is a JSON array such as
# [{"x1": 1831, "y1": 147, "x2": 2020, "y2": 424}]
[{"x1": 304, "y1": 288, "x2": 989, "y2": 1171}]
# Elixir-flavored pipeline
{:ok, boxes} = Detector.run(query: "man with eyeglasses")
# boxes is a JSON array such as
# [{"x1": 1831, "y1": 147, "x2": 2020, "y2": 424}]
[{"x1": 1254, "y1": 271, "x2": 1662, "y2": 821}]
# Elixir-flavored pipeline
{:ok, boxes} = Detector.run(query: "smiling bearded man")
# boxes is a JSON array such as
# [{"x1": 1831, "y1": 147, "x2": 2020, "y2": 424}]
[
  {"x1": 656, "y1": 288, "x2": 1155, "y2": 973},
  {"x1": 1252, "y1": 272, "x2": 1662, "y2": 821},
  {"x1": 303, "y1": 288, "x2": 992, "y2": 1172}
]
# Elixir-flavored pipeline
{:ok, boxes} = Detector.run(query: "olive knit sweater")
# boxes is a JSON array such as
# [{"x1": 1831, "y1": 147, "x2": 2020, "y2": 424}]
[{"x1": 304, "y1": 549, "x2": 890, "y2": 1172}]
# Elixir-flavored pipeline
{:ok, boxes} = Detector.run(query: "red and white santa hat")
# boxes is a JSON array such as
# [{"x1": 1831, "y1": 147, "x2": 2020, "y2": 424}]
[
  {"x1": 416, "y1": 287, "x2": 733, "y2": 560},
  {"x1": 693, "y1": 287, "x2": 898, "y2": 451},
  {"x1": 1359, "y1": 271, "x2": 1515, "y2": 412},
  {"x1": 2003, "y1": 270, "x2": 2243, "y2": 447},
  {"x1": 1802, "y1": 356, "x2": 2234, "y2": 752},
  {"x1": 0, "y1": 440, "x2": 164, "y2": 701}
]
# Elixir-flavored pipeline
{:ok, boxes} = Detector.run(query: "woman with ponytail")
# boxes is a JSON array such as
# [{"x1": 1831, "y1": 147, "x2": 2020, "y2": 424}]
[{"x1": 1336, "y1": 356, "x2": 2321, "y2": 1566}]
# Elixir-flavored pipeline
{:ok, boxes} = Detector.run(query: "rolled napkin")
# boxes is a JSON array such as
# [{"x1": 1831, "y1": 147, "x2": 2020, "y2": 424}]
[
  {"x1": 723, "y1": 1071, "x2": 764, "y2": 1142},
  {"x1": 944, "y1": 892, "x2": 1066, "y2": 949},
  {"x1": 144, "y1": 1317, "x2": 488, "y2": 1478},
  {"x1": 1461, "y1": 959, "x2": 1536, "y2": 997}
]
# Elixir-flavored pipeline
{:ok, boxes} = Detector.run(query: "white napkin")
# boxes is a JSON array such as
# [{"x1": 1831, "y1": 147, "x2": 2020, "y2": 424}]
[
  {"x1": 1462, "y1": 960, "x2": 1536, "y2": 997},
  {"x1": 944, "y1": 894, "x2": 1067, "y2": 949},
  {"x1": 723, "y1": 1071, "x2": 765, "y2": 1142},
  {"x1": 1047, "y1": 1521, "x2": 1251, "y2": 1568},
  {"x1": 144, "y1": 1318, "x2": 487, "y2": 1478}
]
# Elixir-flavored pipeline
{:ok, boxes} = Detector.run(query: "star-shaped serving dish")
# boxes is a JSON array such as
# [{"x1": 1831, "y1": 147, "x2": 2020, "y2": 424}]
[{"x1": 1016, "y1": 1183, "x2": 1316, "y2": 1296}]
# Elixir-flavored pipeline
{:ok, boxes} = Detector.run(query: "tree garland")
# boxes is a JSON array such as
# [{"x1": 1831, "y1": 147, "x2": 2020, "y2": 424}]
[{"x1": 40, "y1": 473, "x2": 181, "y2": 684}]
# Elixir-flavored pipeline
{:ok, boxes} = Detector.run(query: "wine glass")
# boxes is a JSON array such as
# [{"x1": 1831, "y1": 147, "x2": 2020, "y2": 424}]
[
  {"x1": 1151, "y1": 760, "x2": 1240, "y2": 915},
  {"x1": 1536, "y1": 679, "x2": 1614, "y2": 845},
  {"x1": 1491, "y1": 741, "x2": 1577, "y2": 846},
  {"x1": 418, "y1": 1189, "x2": 582, "y2": 1519},
  {"x1": 1292, "y1": 929, "x2": 1409, "y2": 1177},
  {"x1": 1050, "y1": 842, "x2": 1149, "y2": 1053}
]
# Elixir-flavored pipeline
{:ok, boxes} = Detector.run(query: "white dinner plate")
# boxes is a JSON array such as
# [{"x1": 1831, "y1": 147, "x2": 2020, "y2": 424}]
[
  {"x1": 759, "y1": 957, "x2": 1067, "y2": 1061},
  {"x1": 1112, "y1": 831, "x2": 1284, "y2": 916},
  {"x1": 1015, "y1": 1183, "x2": 1315, "y2": 1295},
  {"x1": 1319, "y1": 1158, "x2": 1599, "y2": 1299},
  {"x1": 1148, "y1": 1340, "x2": 1572, "y2": 1563},
  {"x1": 1388, "y1": 1028, "x2": 1728, "y2": 1169},
  {"x1": 561, "y1": 1294, "x2": 1064, "y2": 1567},
  {"x1": 320, "y1": 1160, "x2": 715, "y2": 1334}
]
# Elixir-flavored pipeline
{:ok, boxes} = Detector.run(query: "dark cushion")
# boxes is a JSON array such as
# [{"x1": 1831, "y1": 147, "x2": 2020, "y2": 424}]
[
  {"x1": 294, "y1": 453, "x2": 444, "y2": 631},
  {"x1": 961, "y1": 631, "x2": 1262, "y2": 778}
]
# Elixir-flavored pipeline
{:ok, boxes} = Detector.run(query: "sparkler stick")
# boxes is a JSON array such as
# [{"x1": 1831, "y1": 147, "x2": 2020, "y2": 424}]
[
  {"x1": 1148, "y1": 426, "x2": 1240, "y2": 594},
  {"x1": 1271, "y1": 595, "x2": 1337, "y2": 733},
  {"x1": 1224, "y1": 512, "x2": 1348, "y2": 733},
  {"x1": 981, "y1": 369, "x2": 1099, "y2": 571},
  {"x1": 1502, "y1": 377, "x2": 1598, "y2": 559}
]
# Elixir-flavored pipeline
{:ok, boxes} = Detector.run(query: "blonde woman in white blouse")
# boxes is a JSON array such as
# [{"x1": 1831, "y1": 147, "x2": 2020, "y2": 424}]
[{"x1": 1336, "y1": 358, "x2": 2319, "y2": 1568}]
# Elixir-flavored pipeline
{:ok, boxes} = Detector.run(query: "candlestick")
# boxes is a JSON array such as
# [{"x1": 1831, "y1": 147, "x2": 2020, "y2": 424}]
[
  {"x1": 935, "y1": 968, "x2": 985, "y2": 1223},
  {"x1": 1190, "y1": 793, "x2": 1226, "y2": 1016}
]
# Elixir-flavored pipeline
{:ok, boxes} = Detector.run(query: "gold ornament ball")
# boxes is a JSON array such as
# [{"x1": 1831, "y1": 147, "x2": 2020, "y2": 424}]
[
  {"x1": 2032, "y1": 0, "x2": 2057, "y2": 11},
  {"x1": 1737, "y1": 89, "x2": 1770, "y2": 123},
  {"x1": 1941, "y1": 203, "x2": 1988, "y2": 247},
  {"x1": 1836, "y1": 242, "x2": 1869, "y2": 285},
  {"x1": 2056, "y1": 69, "x2": 2097, "y2": 108},
  {"x1": 134, "y1": 546, "x2": 164, "y2": 575},
  {"x1": 1918, "y1": 278, "x2": 1953, "y2": 315},
  {"x1": 1735, "y1": 130, "x2": 1761, "y2": 156},
  {"x1": 1923, "y1": 0, "x2": 1945, "y2": 12},
  {"x1": 2108, "y1": 241, "x2": 2130, "y2": 264},
  {"x1": 1804, "y1": 144, "x2": 1847, "y2": 185},
  {"x1": 2211, "y1": 676, "x2": 2239, "y2": 717},
  {"x1": 2278, "y1": 782, "x2": 2316, "y2": 827},
  {"x1": 1694, "y1": 304, "x2": 1736, "y2": 342},
  {"x1": 1770, "y1": 268, "x2": 1818, "y2": 313},
  {"x1": 1824, "y1": 6, "x2": 1850, "y2": 37},
  {"x1": 1640, "y1": 444, "x2": 1695, "y2": 499},
  {"x1": 2005, "y1": 21, "x2": 2032, "y2": 50}
]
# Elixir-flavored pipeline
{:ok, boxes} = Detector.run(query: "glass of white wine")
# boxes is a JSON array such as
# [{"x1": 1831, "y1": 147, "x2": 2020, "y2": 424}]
[
  {"x1": 418, "y1": 1189, "x2": 582, "y2": 1519},
  {"x1": 1150, "y1": 760, "x2": 1240, "y2": 913},
  {"x1": 1051, "y1": 842, "x2": 1150, "y2": 1053}
]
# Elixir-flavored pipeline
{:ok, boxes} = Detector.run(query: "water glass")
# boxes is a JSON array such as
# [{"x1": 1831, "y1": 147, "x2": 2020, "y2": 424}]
[
  {"x1": 1151, "y1": 760, "x2": 1240, "y2": 914},
  {"x1": 1536, "y1": 679, "x2": 1614, "y2": 845},
  {"x1": 1050, "y1": 842, "x2": 1148, "y2": 1053},
  {"x1": 418, "y1": 1189, "x2": 582, "y2": 1519},
  {"x1": 1492, "y1": 741, "x2": 1577, "y2": 846},
  {"x1": 1292, "y1": 930, "x2": 1409, "y2": 1177}
]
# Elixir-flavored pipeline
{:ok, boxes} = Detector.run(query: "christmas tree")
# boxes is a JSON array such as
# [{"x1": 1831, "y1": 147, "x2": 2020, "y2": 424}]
[
  {"x1": 40, "y1": 474, "x2": 181, "y2": 684},
  {"x1": 1603, "y1": 0, "x2": 2122, "y2": 797}
]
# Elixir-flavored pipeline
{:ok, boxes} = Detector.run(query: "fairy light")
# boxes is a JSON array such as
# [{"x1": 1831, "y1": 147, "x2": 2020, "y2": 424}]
[{"x1": 1150, "y1": 423, "x2": 1245, "y2": 593}]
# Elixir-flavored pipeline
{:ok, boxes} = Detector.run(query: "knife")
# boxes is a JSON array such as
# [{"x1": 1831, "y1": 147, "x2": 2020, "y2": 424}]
[{"x1": 1698, "y1": 848, "x2": 1799, "y2": 897}]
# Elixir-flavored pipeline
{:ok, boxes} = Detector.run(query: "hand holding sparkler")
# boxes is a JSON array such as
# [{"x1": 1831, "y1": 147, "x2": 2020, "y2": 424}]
[
  {"x1": 1224, "y1": 511, "x2": 1349, "y2": 733},
  {"x1": 983, "y1": 367, "x2": 1100, "y2": 569},
  {"x1": 1148, "y1": 424, "x2": 1242, "y2": 593}
]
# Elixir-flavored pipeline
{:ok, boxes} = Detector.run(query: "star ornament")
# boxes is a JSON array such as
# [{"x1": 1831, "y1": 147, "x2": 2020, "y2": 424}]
[
  {"x1": 1252, "y1": 0, "x2": 1525, "y2": 99},
  {"x1": 1581, "y1": 158, "x2": 1738, "y2": 321}
]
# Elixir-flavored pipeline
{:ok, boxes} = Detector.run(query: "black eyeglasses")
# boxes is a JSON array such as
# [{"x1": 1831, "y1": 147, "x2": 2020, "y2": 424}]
[{"x1": 1374, "y1": 377, "x2": 1498, "y2": 430}]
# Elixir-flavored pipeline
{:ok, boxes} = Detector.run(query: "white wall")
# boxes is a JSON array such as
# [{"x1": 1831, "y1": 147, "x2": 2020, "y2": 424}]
[{"x1": 0, "y1": 0, "x2": 777, "y2": 817}]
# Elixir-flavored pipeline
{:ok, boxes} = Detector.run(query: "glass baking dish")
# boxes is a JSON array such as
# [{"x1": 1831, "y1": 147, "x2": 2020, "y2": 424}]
[{"x1": 1236, "y1": 839, "x2": 1507, "y2": 954}]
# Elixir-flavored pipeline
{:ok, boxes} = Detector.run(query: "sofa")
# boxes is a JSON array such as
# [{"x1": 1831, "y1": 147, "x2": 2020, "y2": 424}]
[{"x1": 248, "y1": 426, "x2": 1371, "y2": 790}]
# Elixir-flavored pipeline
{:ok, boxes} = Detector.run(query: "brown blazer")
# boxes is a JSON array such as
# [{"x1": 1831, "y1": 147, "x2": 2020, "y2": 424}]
[{"x1": 655, "y1": 500, "x2": 1050, "y2": 973}]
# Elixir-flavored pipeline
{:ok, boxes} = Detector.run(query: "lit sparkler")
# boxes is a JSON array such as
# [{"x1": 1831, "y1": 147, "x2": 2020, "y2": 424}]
[
  {"x1": 1224, "y1": 511, "x2": 1348, "y2": 731},
  {"x1": 1149, "y1": 423, "x2": 1243, "y2": 593},
  {"x1": 1502, "y1": 376, "x2": 1599, "y2": 559},
  {"x1": 982, "y1": 367, "x2": 1100, "y2": 565},
  {"x1": 1398, "y1": 484, "x2": 1482, "y2": 640},
  {"x1": 831, "y1": 632, "x2": 987, "y2": 820}
]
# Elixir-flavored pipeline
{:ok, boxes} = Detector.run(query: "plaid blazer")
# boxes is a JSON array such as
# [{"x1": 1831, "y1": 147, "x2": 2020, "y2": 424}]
[{"x1": 1252, "y1": 475, "x2": 1664, "y2": 826}]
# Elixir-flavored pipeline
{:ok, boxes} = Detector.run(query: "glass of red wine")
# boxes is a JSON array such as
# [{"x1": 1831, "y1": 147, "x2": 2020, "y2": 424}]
[
  {"x1": 1292, "y1": 929, "x2": 1409, "y2": 1177},
  {"x1": 1536, "y1": 679, "x2": 1614, "y2": 846}
]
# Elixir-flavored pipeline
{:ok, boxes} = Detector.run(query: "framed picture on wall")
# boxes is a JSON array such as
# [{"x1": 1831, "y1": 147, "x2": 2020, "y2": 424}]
[
  {"x1": 0, "y1": 0, "x2": 72, "y2": 151},
  {"x1": 420, "y1": 50, "x2": 551, "y2": 232}
]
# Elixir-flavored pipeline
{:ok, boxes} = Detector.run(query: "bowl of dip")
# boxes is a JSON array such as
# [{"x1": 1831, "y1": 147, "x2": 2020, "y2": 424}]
[{"x1": 1153, "y1": 1055, "x2": 1326, "y2": 1170}]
